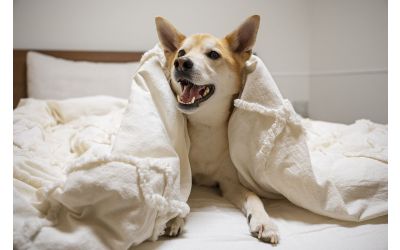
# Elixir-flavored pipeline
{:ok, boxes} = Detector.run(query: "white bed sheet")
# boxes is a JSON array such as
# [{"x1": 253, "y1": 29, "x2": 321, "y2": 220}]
[{"x1": 134, "y1": 186, "x2": 387, "y2": 250}]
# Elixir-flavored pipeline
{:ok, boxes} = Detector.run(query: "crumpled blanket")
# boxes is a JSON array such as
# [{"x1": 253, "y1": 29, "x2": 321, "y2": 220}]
[
  {"x1": 13, "y1": 45, "x2": 191, "y2": 249},
  {"x1": 229, "y1": 56, "x2": 387, "y2": 222},
  {"x1": 13, "y1": 44, "x2": 388, "y2": 249}
]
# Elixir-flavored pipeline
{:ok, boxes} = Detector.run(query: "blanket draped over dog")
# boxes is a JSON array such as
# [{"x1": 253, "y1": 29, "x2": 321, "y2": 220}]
[
  {"x1": 229, "y1": 56, "x2": 387, "y2": 222},
  {"x1": 13, "y1": 45, "x2": 387, "y2": 249},
  {"x1": 14, "y1": 45, "x2": 191, "y2": 249}
]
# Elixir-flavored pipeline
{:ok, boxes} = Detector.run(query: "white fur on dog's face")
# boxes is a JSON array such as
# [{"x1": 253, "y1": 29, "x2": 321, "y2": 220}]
[{"x1": 170, "y1": 35, "x2": 242, "y2": 114}]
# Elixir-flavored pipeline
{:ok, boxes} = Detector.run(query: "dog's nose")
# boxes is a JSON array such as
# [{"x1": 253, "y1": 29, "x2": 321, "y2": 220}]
[{"x1": 174, "y1": 57, "x2": 193, "y2": 71}]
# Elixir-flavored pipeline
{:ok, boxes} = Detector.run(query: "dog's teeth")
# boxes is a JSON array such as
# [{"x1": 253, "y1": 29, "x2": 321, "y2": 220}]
[
  {"x1": 204, "y1": 87, "x2": 209, "y2": 96},
  {"x1": 176, "y1": 94, "x2": 181, "y2": 103},
  {"x1": 190, "y1": 97, "x2": 195, "y2": 104}
]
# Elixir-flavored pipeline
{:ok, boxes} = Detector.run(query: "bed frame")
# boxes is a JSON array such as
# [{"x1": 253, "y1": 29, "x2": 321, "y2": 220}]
[{"x1": 13, "y1": 50, "x2": 144, "y2": 108}]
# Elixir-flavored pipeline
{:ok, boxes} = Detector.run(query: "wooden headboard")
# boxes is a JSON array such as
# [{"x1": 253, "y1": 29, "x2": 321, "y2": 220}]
[{"x1": 13, "y1": 50, "x2": 144, "y2": 108}]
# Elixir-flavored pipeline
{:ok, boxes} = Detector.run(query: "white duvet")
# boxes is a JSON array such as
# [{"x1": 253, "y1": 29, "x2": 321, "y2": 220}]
[
  {"x1": 13, "y1": 45, "x2": 388, "y2": 249},
  {"x1": 14, "y1": 46, "x2": 192, "y2": 250},
  {"x1": 13, "y1": 97, "x2": 388, "y2": 248},
  {"x1": 229, "y1": 55, "x2": 387, "y2": 222}
]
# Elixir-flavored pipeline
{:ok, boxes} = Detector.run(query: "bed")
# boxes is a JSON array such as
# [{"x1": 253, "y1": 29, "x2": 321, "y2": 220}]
[{"x1": 13, "y1": 49, "x2": 388, "y2": 250}]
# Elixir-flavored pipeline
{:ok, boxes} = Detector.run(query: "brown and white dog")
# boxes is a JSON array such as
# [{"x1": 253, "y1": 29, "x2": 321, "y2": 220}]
[{"x1": 155, "y1": 15, "x2": 279, "y2": 244}]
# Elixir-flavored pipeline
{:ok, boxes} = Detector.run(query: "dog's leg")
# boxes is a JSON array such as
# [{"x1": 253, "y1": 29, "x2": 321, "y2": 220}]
[
  {"x1": 164, "y1": 216, "x2": 185, "y2": 237},
  {"x1": 219, "y1": 178, "x2": 279, "y2": 244}
]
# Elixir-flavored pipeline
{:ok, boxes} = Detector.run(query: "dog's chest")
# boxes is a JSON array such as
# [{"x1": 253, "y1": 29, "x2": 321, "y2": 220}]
[{"x1": 188, "y1": 124, "x2": 230, "y2": 185}]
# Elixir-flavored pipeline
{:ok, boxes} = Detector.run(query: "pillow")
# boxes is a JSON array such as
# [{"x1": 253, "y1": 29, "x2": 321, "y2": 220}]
[{"x1": 27, "y1": 51, "x2": 140, "y2": 99}]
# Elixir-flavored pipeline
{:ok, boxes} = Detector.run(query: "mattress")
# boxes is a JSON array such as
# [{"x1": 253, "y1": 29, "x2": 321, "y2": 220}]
[
  {"x1": 13, "y1": 97, "x2": 388, "y2": 249},
  {"x1": 133, "y1": 185, "x2": 387, "y2": 250}
]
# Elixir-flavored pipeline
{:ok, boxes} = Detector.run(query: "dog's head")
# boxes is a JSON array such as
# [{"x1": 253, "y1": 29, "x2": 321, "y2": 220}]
[{"x1": 155, "y1": 15, "x2": 260, "y2": 115}]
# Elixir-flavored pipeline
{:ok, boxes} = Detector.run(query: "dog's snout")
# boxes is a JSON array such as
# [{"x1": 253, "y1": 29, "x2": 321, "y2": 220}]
[{"x1": 174, "y1": 57, "x2": 193, "y2": 71}]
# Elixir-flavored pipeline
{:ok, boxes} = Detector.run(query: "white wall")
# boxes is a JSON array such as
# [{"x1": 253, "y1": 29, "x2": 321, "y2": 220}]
[
  {"x1": 14, "y1": 0, "x2": 388, "y2": 123},
  {"x1": 309, "y1": 0, "x2": 388, "y2": 123},
  {"x1": 13, "y1": 0, "x2": 311, "y2": 104}
]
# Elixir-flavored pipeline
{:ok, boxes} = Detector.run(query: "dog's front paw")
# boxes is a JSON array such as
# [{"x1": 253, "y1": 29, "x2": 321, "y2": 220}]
[
  {"x1": 165, "y1": 216, "x2": 185, "y2": 237},
  {"x1": 248, "y1": 213, "x2": 279, "y2": 244}
]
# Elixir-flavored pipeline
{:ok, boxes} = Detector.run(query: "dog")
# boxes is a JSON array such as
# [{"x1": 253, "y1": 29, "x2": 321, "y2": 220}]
[{"x1": 155, "y1": 15, "x2": 279, "y2": 244}]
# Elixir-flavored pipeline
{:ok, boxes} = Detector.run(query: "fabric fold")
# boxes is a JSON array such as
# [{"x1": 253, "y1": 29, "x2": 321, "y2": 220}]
[
  {"x1": 13, "y1": 45, "x2": 191, "y2": 250},
  {"x1": 228, "y1": 55, "x2": 387, "y2": 222}
]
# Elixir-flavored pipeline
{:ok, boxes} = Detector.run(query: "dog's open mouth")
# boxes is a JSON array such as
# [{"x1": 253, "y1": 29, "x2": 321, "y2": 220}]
[{"x1": 176, "y1": 79, "x2": 215, "y2": 109}]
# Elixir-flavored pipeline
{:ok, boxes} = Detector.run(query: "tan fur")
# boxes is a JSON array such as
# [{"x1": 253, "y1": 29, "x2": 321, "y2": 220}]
[{"x1": 156, "y1": 15, "x2": 279, "y2": 244}]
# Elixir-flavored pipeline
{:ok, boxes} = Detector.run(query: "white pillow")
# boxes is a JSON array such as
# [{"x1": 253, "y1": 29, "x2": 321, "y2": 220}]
[{"x1": 27, "y1": 51, "x2": 140, "y2": 99}]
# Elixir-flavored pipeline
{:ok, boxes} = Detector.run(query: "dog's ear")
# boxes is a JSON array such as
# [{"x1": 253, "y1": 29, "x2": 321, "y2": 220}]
[
  {"x1": 225, "y1": 15, "x2": 260, "y2": 54},
  {"x1": 155, "y1": 17, "x2": 185, "y2": 52}
]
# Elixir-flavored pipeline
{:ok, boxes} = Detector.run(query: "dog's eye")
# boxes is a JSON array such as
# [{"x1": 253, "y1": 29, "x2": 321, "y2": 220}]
[
  {"x1": 178, "y1": 49, "x2": 186, "y2": 57},
  {"x1": 208, "y1": 50, "x2": 220, "y2": 60}
]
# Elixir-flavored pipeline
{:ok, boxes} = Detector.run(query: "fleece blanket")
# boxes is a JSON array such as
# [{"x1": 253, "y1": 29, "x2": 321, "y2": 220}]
[
  {"x1": 14, "y1": 46, "x2": 191, "y2": 249},
  {"x1": 14, "y1": 45, "x2": 388, "y2": 249},
  {"x1": 229, "y1": 56, "x2": 387, "y2": 221}
]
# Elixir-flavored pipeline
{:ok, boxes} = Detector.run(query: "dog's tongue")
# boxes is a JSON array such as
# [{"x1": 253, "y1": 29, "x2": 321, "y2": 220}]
[{"x1": 181, "y1": 84, "x2": 203, "y2": 103}]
